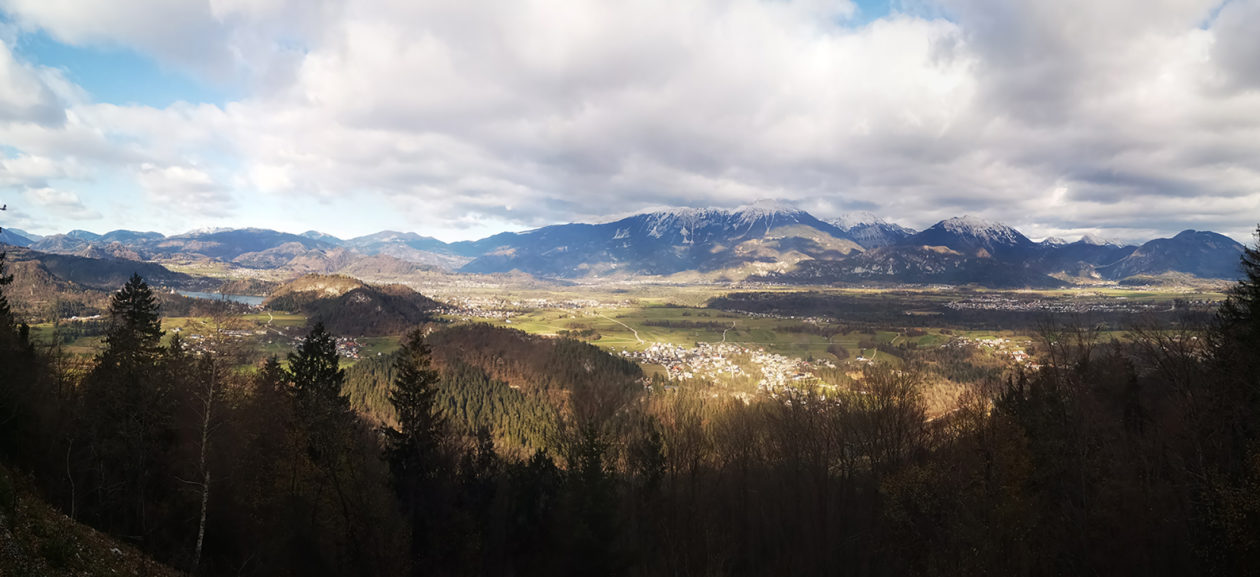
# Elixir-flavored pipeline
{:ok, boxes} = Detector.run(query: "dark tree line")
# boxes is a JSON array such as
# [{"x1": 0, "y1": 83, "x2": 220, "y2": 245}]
[{"x1": 1, "y1": 227, "x2": 1259, "y2": 575}]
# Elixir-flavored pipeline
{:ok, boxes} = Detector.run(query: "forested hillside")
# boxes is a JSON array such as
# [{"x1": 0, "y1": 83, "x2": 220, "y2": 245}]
[
  {"x1": 265, "y1": 274, "x2": 439, "y2": 336},
  {"x1": 344, "y1": 324, "x2": 643, "y2": 456},
  {"x1": 2, "y1": 228, "x2": 1260, "y2": 575}
]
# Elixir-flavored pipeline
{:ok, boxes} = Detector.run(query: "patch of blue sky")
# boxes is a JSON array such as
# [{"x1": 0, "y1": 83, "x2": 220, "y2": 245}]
[
  {"x1": 848, "y1": 0, "x2": 894, "y2": 24},
  {"x1": 10, "y1": 28, "x2": 239, "y2": 108}
]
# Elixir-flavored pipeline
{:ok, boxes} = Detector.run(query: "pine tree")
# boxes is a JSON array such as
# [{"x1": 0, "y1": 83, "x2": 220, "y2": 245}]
[
  {"x1": 289, "y1": 322, "x2": 348, "y2": 419},
  {"x1": 100, "y1": 273, "x2": 165, "y2": 370},
  {"x1": 386, "y1": 329, "x2": 446, "y2": 468},
  {"x1": 0, "y1": 251, "x2": 29, "y2": 352},
  {"x1": 287, "y1": 322, "x2": 350, "y2": 479},
  {"x1": 78, "y1": 273, "x2": 174, "y2": 541},
  {"x1": 1217, "y1": 224, "x2": 1260, "y2": 354},
  {"x1": 257, "y1": 355, "x2": 290, "y2": 395},
  {"x1": 384, "y1": 328, "x2": 448, "y2": 572}
]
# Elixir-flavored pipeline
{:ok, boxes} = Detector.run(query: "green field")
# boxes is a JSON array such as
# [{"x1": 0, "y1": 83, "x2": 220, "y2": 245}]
[
  {"x1": 455, "y1": 303, "x2": 988, "y2": 366},
  {"x1": 440, "y1": 282, "x2": 1218, "y2": 371}
]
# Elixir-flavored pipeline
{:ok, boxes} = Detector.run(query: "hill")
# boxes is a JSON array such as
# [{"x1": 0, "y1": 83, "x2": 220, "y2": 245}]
[
  {"x1": 0, "y1": 228, "x2": 35, "y2": 247},
  {"x1": 1, "y1": 257, "x2": 108, "y2": 319},
  {"x1": 265, "y1": 274, "x2": 440, "y2": 336},
  {"x1": 343, "y1": 323, "x2": 643, "y2": 453},
  {"x1": 1098, "y1": 230, "x2": 1244, "y2": 279},
  {"x1": 768, "y1": 245, "x2": 1067, "y2": 288},
  {"x1": 344, "y1": 231, "x2": 473, "y2": 269},
  {"x1": 0, "y1": 465, "x2": 185, "y2": 577},
  {"x1": 5, "y1": 248, "x2": 192, "y2": 290}
]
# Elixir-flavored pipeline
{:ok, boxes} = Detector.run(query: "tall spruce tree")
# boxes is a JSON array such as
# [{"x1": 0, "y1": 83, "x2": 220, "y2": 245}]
[
  {"x1": 257, "y1": 355, "x2": 290, "y2": 395},
  {"x1": 1209, "y1": 225, "x2": 1260, "y2": 462},
  {"x1": 385, "y1": 328, "x2": 448, "y2": 571},
  {"x1": 287, "y1": 321, "x2": 350, "y2": 474},
  {"x1": 79, "y1": 273, "x2": 174, "y2": 541},
  {"x1": 0, "y1": 251, "x2": 29, "y2": 353},
  {"x1": 386, "y1": 329, "x2": 446, "y2": 468},
  {"x1": 101, "y1": 273, "x2": 165, "y2": 370},
  {"x1": 289, "y1": 322, "x2": 348, "y2": 418},
  {"x1": 1217, "y1": 224, "x2": 1260, "y2": 354}
]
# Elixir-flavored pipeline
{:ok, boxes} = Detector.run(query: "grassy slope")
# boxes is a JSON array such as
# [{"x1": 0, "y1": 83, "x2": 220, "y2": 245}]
[{"x1": 0, "y1": 465, "x2": 185, "y2": 577}]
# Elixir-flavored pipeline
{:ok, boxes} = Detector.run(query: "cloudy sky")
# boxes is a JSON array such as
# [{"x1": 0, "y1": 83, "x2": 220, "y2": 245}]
[{"x1": 0, "y1": 0, "x2": 1257, "y2": 243}]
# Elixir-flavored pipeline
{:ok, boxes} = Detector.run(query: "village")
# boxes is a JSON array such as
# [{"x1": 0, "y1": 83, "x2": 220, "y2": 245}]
[
  {"x1": 623, "y1": 340, "x2": 840, "y2": 396},
  {"x1": 173, "y1": 325, "x2": 365, "y2": 360},
  {"x1": 438, "y1": 295, "x2": 613, "y2": 321},
  {"x1": 941, "y1": 335, "x2": 1036, "y2": 367},
  {"x1": 944, "y1": 294, "x2": 1167, "y2": 314}
]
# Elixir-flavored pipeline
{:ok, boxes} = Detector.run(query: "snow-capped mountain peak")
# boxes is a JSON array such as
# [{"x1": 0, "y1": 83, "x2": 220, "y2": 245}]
[
  {"x1": 182, "y1": 226, "x2": 234, "y2": 236},
  {"x1": 938, "y1": 216, "x2": 1022, "y2": 242},
  {"x1": 735, "y1": 198, "x2": 802, "y2": 216},
  {"x1": 830, "y1": 211, "x2": 886, "y2": 230},
  {"x1": 1079, "y1": 233, "x2": 1119, "y2": 246},
  {"x1": 732, "y1": 199, "x2": 806, "y2": 230}
]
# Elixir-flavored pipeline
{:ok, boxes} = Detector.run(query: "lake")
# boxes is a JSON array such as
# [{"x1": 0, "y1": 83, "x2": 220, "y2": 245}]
[{"x1": 177, "y1": 291, "x2": 266, "y2": 306}]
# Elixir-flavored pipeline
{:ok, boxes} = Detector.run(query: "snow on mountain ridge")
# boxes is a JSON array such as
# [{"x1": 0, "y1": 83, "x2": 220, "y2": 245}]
[
  {"x1": 1079, "y1": 233, "x2": 1122, "y2": 247},
  {"x1": 732, "y1": 200, "x2": 807, "y2": 232},
  {"x1": 182, "y1": 226, "x2": 234, "y2": 236},
  {"x1": 830, "y1": 211, "x2": 886, "y2": 230},
  {"x1": 939, "y1": 216, "x2": 1023, "y2": 243}
]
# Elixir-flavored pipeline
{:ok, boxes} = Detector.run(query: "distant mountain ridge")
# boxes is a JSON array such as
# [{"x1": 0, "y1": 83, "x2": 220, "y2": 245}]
[
  {"x1": 460, "y1": 205, "x2": 863, "y2": 278},
  {"x1": 0, "y1": 228, "x2": 35, "y2": 247},
  {"x1": 1097, "y1": 230, "x2": 1243, "y2": 280},
  {"x1": 7, "y1": 207, "x2": 1250, "y2": 287},
  {"x1": 828, "y1": 213, "x2": 916, "y2": 249},
  {"x1": 904, "y1": 216, "x2": 1037, "y2": 260}
]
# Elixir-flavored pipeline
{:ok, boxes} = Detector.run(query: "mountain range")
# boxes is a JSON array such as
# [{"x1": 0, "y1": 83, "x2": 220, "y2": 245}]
[{"x1": 1, "y1": 205, "x2": 1248, "y2": 287}]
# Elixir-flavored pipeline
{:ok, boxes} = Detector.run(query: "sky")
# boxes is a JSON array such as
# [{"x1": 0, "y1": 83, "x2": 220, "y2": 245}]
[{"x1": 0, "y1": 0, "x2": 1257, "y2": 244}]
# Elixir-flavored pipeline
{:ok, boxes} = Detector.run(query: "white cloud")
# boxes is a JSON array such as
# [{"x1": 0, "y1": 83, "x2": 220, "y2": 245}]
[
  {"x1": 0, "y1": 0, "x2": 1256, "y2": 241},
  {"x1": 136, "y1": 163, "x2": 236, "y2": 217},
  {"x1": 0, "y1": 153, "x2": 69, "y2": 187},
  {"x1": 24, "y1": 186, "x2": 100, "y2": 220},
  {"x1": 0, "y1": 41, "x2": 66, "y2": 125}
]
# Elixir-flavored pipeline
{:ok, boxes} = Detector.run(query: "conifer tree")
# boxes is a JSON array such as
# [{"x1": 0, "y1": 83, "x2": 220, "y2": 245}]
[
  {"x1": 385, "y1": 328, "x2": 448, "y2": 571},
  {"x1": 1217, "y1": 224, "x2": 1260, "y2": 354},
  {"x1": 287, "y1": 322, "x2": 350, "y2": 481},
  {"x1": 100, "y1": 273, "x2": 165, "y2": 370},
  {"x1": 1208, "y1": 225, "x2": 1260, "y2": 462},
  {"x1": 289, "y1": 322, "x2": 348, "y2": 420},
  {"x1": 79, "y1": 273, "x2": 174, "y2": 541},
  {"x1": 386, "y1": 329, "x2": 446, "y2": 469},
  {"x1": 257, "y1": 355, "x2": 290, "y2": 395}
]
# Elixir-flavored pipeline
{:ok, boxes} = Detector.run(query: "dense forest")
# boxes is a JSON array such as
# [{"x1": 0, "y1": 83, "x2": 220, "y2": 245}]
[{"x1": 2, "y1": 227, "x2": 1260, "y2": 575}]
